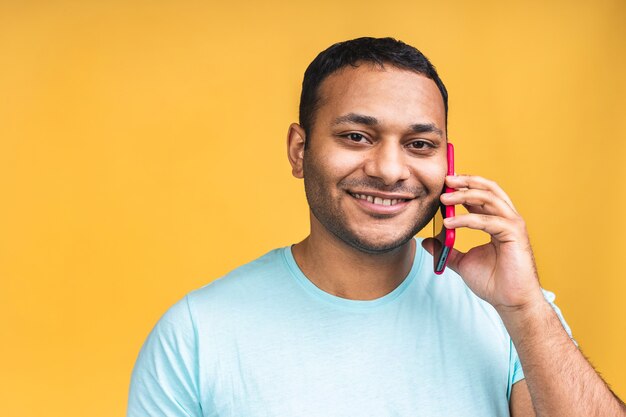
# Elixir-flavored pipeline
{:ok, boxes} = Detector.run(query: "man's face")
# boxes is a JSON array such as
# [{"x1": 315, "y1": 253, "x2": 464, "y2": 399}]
[{"x1": 302, "y1": 63, "x2": 448, "y2": 254}]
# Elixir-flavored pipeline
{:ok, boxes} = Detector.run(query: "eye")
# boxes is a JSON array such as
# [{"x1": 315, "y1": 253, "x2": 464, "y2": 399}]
[
  {"x1": 342, "y1": 133, "x2": 369, "y2": 143},
  {"x1": 407, "y1": 140, "x2": 432, "y2": 150}
]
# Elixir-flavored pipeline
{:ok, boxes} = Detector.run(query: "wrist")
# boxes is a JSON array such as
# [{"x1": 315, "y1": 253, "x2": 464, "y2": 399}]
[{"x1": 495, "y1": 293, "x2": 550, "y2": 325}]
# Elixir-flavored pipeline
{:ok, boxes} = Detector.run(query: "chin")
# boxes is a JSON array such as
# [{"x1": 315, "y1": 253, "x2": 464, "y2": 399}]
[{"x1": 338, "y1": 230, "x2": 415, "y2": 255}]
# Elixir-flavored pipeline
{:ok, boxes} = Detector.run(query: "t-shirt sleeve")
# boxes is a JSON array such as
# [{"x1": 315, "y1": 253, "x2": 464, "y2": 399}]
[
  {"x1": 507, "y1": 288, "x2": 577, "y2": 400},
  {"x1": 127, "y1": 295, "x2": 203, "y2": 417}
]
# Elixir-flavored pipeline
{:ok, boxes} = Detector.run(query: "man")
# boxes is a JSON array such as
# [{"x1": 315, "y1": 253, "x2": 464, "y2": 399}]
[{"x1": 128, "y1": 37, "x2": 625, "y2": 416}]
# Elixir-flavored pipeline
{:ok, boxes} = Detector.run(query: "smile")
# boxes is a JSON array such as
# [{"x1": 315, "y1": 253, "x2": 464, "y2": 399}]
[
  {"x1": 348, "y1": 192, "x2": 413, "y2": 215},
  {"x1": 349, "y1": 193, "x2": 409, "y2": 206}
]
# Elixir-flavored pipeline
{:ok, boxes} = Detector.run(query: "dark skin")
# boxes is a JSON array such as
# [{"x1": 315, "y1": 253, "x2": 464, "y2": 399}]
[
  {"x1": 289, "y1": 64, "x2": 447, "y2": 301},
  {"x1": 287, "y1": 63, "x2": 625, "y2": 416}
]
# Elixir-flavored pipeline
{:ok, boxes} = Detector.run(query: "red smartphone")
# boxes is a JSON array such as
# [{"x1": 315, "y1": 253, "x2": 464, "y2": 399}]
[{"x1": 433, "y1": 142, "x2": 455, "y2": 275}]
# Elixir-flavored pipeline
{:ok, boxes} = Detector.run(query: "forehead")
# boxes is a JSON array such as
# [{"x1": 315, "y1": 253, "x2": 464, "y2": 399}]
[{"x1": 315, "y1": 64, "x2": 446, "y2": 134}]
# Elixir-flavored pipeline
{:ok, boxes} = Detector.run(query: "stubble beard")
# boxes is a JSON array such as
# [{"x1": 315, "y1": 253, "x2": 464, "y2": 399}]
[{"x1": 303, "y1": 152, "x2": 441, "y2": 255}]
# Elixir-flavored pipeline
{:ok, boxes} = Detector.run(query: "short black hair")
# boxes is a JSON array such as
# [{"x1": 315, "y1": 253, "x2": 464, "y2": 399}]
[{"x1": 299, "y1": 37, "x2": 448, "y2": 148}]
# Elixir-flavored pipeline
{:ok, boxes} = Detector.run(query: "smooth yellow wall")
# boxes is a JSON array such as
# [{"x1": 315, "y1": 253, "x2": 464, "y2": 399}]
[{"x1": 1, "y1": 1, "x2": 624, "y2": 415}]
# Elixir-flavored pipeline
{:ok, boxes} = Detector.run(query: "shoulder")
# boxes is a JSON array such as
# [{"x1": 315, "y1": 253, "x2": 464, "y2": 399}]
[
  {"x1": 414, "y1": 245, "x2": 574, "y2": 346},
  {"x1": 169, "y1": 246, "x2": 302, "y2": 331},
  {"x1": 136, "y1": 247, "x2": 290, "y2": 354},
  {"x1": 187, "y1": 246, "x2": 288, "y2": 304},
  {"x1": 413, "y1": 245, "x2": 511, "y2": 337}
]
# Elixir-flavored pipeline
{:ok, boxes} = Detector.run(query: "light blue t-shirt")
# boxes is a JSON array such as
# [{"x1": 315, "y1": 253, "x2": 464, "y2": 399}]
[{"x1": 128, "y1": 238, "x2": 574, "y2": 417}]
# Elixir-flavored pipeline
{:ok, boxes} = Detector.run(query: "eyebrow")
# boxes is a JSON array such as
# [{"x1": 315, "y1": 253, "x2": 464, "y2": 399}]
[
  {"x1": 332, "y1": 112, "x2": 443, "y2": 137},
  {"x1": 410, "y1": 123, "x2": 443, "y2": 137},
  {"x1": 332, "y1": 113, "x2": 378, "y2": 127}
]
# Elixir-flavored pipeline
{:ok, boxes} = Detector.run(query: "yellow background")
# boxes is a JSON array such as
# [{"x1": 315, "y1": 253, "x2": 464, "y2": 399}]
[{"x1": 1, "y1": 0, "x2": 624, "y2": 415}]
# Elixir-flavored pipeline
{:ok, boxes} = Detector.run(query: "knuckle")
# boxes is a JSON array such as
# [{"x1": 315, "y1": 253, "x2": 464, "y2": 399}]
[
  {"x1": 479, "y1": 214, "x2": 491, "y2": 224},
  {"x1": 510, "y1": 216, "x2": 526, "y2": 231},
  {"x1": 486, "y1": 179, "x2": 498, "y2": 189}
]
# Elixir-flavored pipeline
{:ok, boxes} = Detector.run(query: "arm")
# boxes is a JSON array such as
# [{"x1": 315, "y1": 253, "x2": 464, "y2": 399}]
[
  {"x1": 423, "y1": 174, "x2": 625, "y2": 417},
  {"x1": 510, "y1": 380, "x2": 535, "y2": 417},
  {"x1": 503, "y1": 297, "x2": 626, "y2": 417},
  {"x1": 127, "y1": 295, "x2": 203, "y2": 417}
]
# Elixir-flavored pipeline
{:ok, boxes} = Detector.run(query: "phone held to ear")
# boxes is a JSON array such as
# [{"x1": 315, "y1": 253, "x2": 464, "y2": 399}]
[{"x1": 433, "y1": 142, "x2": 455, "y2": 275}]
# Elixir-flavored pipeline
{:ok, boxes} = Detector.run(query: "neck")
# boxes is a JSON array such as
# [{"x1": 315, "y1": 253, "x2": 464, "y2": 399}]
[{"x1": 291, "y1": 217, "x2": 416, "y2": 301}]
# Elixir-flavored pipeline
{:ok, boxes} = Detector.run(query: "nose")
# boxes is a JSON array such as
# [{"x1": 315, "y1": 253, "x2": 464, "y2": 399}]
[{"x1": 362, "y1": 141, "x2": 411, "y2": 186}]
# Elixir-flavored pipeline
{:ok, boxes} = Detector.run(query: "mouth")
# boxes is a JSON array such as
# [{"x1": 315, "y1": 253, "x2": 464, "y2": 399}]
[
  {"x1": 348, "y1": 191, "x2": 414, "y2": 214},
  {"x1": 349, "y1": 193, "x2": 410, "y2": 206}
]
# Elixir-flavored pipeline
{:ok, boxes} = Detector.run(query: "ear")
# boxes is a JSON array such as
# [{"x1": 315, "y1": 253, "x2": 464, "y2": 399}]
[{"x1": 287, "y1": 123, "x2": 307, "y2": 179}]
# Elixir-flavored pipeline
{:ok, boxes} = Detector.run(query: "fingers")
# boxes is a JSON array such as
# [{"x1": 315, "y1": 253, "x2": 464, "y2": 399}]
[
  {"x1": 438, "y1": 173, "x2": 527, "y2": 248},
  {"x1": 443, "y1": 213, "x2": 525, "y2": 243},
  {"x1": 441, "y1": 188, "x2": 517, "y2": 219},
  {"x1": 445, "y1": 175, "x2": 518, "y2": 213}
]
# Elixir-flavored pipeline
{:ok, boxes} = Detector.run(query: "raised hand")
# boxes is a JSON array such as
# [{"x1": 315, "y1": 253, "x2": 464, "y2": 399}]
[{"x1": 422, "y1": 174, "x2": 546, "y2": 313}]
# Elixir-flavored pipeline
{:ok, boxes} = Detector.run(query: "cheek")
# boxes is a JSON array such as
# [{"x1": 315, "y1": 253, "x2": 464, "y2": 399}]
[
  {"x1": 317, "y1": 150, "x2": 364, "y2": 182},
  {"x1": 413, "y1": 160, "x2": 447, "y2": 192},
  {"x1": 303, "y1": 150, "x2": 353, "y2": 194}
]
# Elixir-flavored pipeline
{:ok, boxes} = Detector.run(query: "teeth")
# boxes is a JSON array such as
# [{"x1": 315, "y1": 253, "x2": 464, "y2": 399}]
[{"x1": 352, "y1": 193, "x2": 407, "y2": 206}]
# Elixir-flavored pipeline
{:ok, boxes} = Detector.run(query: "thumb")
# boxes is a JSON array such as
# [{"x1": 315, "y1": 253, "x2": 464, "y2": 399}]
[
  {"x1": 421, "y1": 237, "x2": 436, "y2": 256},
  {"x1": 421, "y1": 237, "x2": 465, "y2": 276}
]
